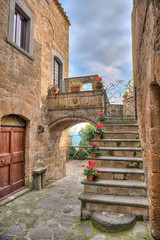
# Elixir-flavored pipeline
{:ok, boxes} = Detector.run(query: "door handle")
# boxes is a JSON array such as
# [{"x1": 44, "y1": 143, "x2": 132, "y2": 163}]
[{"x1": 1, "y1": 159, "x2": 7, "y2": 165}]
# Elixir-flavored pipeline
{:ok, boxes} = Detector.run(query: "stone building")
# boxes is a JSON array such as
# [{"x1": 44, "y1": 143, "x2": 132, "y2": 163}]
[
  {"x1": 132, "y1": 0, "x2": 160, "y2": 239},
  {"x1": 0, "y1": 0, "x2": 71, "y2": 199},
  {"x1": 0, "y1": 0, "x2": 104, "y2": 201}
]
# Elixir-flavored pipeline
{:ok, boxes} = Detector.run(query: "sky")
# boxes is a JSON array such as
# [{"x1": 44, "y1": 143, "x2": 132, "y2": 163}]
[{"x1": 59, "y1": 0, "x2": 133, "y2": 87}]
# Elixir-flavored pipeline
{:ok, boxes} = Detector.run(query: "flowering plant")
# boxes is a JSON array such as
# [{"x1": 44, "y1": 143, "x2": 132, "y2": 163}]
[
  {"x1": 122, "y1": 91, "x2": 128, "y2": 99},
  {"x1": 95, "y1": 125, "x2": 104, "y2": 135},
  {"x1": 90, "y1": 142, "x2": 100, "y2": 153},
  {"x1": 95, "y1": 77, "x2": 104, "y2": 87},
  {"x1": 82, "y1": 160, "x2": 101, "y2": 176},
  {"x1": 50, "y1": 84, "x2": 59, "y2": 90},
  {"x1": 97, "y1": 112, "x2": 106, "y2": 121},
  {"x1": 71, "y1": 82, "x2": 83, "y2": 87}
]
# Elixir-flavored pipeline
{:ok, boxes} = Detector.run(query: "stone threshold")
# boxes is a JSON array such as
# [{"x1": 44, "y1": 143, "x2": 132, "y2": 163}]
[{"x1": 0, "y1": 188, "x2": 30, "y2": 206}]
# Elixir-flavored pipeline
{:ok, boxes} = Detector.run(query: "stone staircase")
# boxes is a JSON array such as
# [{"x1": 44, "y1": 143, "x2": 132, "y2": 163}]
[{"x1": 79, "y1": 120, "x2": 149, "y2": 226}]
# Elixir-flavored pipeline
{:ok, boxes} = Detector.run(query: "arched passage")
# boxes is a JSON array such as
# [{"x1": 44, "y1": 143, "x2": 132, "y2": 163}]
[{"x1": 45, "y1": 116, "x2": 96, "y2": 182}]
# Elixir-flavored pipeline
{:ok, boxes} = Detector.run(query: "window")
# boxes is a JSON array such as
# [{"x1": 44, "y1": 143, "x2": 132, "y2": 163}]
[
  {"x1": 52, "y1": 50, "x2": 64, "y2": 92},
  {"x1": 7, "y1": 0, "x2": 34, "y2": 59},
  {"x1": 13, "y1": 11, "x2": 27, "y2": 50},
  {"x1": 54, "y1": 58, "x2": 61, "y2": 89}
]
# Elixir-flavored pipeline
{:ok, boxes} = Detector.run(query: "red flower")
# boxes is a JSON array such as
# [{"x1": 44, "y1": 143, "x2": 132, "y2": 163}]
[
  {"x1": 96, "y1": 125, "x2": 103, "y2": 129},
  {"x1": 82, "y1": 165, "x2": 85, "y2": 167},
  {"x1": 91, "y1": 142, "x2": 96, "y2": 146},
  {"x1": 99, "y1": 112, "x2": 104, "y2": 116}
]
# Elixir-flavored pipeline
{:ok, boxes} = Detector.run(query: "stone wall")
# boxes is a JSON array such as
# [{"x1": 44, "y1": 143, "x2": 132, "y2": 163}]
[
  {"x1": 0, "y1": 0, "x2": 70, "y2": 184},
  {"x1": 106, "y1": 104, "x2": 123, "y2": 119},
  {"x1": 123, "y1": 95, "x2": 135, "y2": 119},
  {"x1": 132, "y1": 0, "x2": 160, "y2": 238},
  {"x1": 64, "y1": 75, "x2": 99, "y2": 92}
]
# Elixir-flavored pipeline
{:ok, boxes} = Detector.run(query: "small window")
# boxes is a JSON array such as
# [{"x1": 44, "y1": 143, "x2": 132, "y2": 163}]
[
  {"x1": 13, "y1": 11, "x2": 27, "y2": 50},
  {"x1": 54, "y1": 58, "x2": 61, "y2": 89},
  {"x1": 7, "y1": 0, "x2": 34, "y2": 59}
]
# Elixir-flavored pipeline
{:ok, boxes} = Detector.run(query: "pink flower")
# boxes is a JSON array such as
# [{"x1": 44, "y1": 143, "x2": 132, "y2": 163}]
[{"x1": 82, "y1": 165, "x2": 85, "y2": 167}]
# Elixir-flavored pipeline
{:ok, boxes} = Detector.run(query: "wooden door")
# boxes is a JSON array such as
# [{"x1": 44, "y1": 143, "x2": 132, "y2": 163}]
[{"x1": 0, "y1": 127, "x2": 25, "y2": 200}]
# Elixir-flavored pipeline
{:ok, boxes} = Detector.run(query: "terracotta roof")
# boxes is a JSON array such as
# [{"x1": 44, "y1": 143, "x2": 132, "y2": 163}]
[{"x1": 54, "y1": 0, "x2": 71, "y2": 25}]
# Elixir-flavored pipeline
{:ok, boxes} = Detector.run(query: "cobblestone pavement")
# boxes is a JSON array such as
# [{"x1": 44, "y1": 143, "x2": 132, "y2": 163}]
[{"x1": 0, "y1": 160, "x2": 153, "y2": 240}]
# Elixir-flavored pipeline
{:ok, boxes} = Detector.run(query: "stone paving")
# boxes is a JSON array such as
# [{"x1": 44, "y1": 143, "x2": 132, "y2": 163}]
[{"x1": 0, "y1": 160, "x2": 153, "y2": 240}]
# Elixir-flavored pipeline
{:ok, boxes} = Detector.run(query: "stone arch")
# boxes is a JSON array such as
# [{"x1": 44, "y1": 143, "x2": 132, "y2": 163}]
[
  {"x1": 45, "y1": 115, "x2": 96, "y2": 182},
  {"x1": 49, "y1": 116, "x2": 96, "y2": 131}
]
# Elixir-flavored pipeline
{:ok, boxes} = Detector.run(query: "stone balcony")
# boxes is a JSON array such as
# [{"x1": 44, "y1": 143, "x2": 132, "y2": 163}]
[{"x1": 47, "y1": 90, "x2": 104, "y2": 110}]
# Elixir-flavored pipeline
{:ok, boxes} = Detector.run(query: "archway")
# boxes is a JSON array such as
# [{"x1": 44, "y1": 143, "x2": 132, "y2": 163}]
[
  {"x1": 0, "y1": 114, "x2": 26, "y2": 200},
  {"x1": 45, "y1": 117, "x2": 96, "y2": 183}
]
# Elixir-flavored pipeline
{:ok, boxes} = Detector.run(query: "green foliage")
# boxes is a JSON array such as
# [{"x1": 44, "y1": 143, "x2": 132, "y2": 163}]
[
  {"x1": 68, "y1": 146, "x2": 76, "y2": 159},
  {"x1": 79, "y1": 124, "x2": 95, "y2": 146},
  {"x1": 73, "y1": 148, "x2": 89, "y2": 160}
]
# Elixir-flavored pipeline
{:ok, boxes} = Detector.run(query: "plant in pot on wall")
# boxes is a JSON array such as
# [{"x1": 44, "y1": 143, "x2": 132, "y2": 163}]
[
  {"x1": 97, "y1": 112, "x2": 106, "y2": 125},
  {"x1": 82, "y1": 160, "x2": 101, "y2": 181},
  {"x1": 95, "y1": 77, "x2": 104, "y2": 89},
  {"x1": 70, "y1": 83, "x2": 83, "y2": 92},
  {"x1": 50, "y1": 84, "x2": 59, "y2": 93},
  {"x1": 122, "y1": 91, "x2": 128, "y2": 100},
  {"x1": 90, "y1": 142, "x2": 100, "y2": 157},
  {"x1": 94, "y1": 125, "x2": 104, "y2": 139}
]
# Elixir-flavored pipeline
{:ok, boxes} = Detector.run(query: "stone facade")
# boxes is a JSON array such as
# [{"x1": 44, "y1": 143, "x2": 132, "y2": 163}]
[
  {"x1": 0, "y1": 0, "x2": 70, "y2": 185},
  {"x1": 132, "y1": 0, "x2": 160, "y2": 239}
]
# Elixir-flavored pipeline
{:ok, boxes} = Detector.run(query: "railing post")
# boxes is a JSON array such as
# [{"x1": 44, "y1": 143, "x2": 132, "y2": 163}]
[
  {"x1": 104, "y1": 89, "x2": 107, "y2": 117},
  {"x1": 134, "y1": 86, "x2": 137, "y2": 120}
]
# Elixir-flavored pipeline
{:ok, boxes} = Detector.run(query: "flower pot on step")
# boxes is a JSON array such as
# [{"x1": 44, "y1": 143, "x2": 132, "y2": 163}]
[
  {"x1": 95, "y1": 85, "x2": 103, "y2": 90},
  {"x1": 95, "y1": 134, "x2": 102, "y2": 139},
  {"x1": 70, "y1": 87, "x2": 81, "y2": 92},
  {"x1": 100, "y1": 120, "x2": 104, "y2": 125},
  {"x1": 87, "y1": 175, "x2": 94, "y2": 181},
  {"x1": 91, "y1": 152, "x2": 97, "y2": 157}
]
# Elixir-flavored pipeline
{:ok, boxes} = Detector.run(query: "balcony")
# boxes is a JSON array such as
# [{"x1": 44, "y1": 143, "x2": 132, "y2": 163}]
[{"x1": 47, "y1": 90, "x2": 104, "y2": 110}]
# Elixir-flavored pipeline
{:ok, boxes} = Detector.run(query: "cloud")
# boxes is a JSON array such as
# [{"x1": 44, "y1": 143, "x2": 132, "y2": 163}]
[{"x1": 60, "y1": 0, "x2": 133, "y2": 85}]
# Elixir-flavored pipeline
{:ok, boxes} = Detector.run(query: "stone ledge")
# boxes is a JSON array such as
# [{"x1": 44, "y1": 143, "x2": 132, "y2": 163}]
[
  {"x1": 97, "y1": 167, "x2": 144, "y2": 174},
  {"x1": 87, "y1": 156, "x2": 143, "y2": 162}
]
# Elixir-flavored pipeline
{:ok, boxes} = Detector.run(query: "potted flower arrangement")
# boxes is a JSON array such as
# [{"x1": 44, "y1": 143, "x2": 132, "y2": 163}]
[
  {"x1": 97, "y1": 112, "x2": 106, "y2": 125},
  {"x1": 50, "y1": 84, "x2": 59, "y2": 93},
  {"x1": 122, "y1": 91, "x2": 128, "y2": 100},
  {"x1": 90, "y1": 142, "x2": 100, "y2": 157},
  {"x1": 95, "y1": 77, "x2": 104, "y2": 90},
  {"x1": 82, "y1": 160, "x2": 101, "y2": 181},
  {"x1": 70, "y1": 83, "x2": 83, "y2": 92},
  {"x1": 94, "y1": 125, "x2": 104, "y2": 139}
]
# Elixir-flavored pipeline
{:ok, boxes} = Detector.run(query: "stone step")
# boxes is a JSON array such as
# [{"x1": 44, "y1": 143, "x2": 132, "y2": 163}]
[
  {"x1": 88, "y1": 156, "x2": 143, "y2": 169},
  {"x1": 79, "y1": 192, "x2": 149, "y2": 218},
  {"x1": 97, "y1": 167, "x2": 144, "y2": 181},
  {"x1": 103, "y1": 124, "x2": 139, "y2": 132},
  {"x1": 91, "y1": 211, "x2": 136, "y2": 233},
  {"x1": 94, "y1": 139, "x2": 141, "y2": 148},
  {"x1": 82, "y1": 179, "x2": 147, "y2": 197},
  {"x1": 103, "y1": 131, "x2": 139, "y2": 139},
  {"x1": 99, "y1": 147, "x2": 142, "y2": 157},
  {"x1": 104, "y1": 120, "x2": 138, "y2": 125}
]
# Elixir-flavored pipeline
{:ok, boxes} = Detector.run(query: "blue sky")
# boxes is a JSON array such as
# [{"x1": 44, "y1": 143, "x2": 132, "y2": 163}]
[{"x1": 59, "y1": 0, "x2": 133, "y2": 87}]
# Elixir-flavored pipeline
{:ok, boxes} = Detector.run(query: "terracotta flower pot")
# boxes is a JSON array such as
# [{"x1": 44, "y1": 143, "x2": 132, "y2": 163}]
[
  {"x1": 91, "y1": 152, "x2": 97, "y2": 157},
  {"x1": 95, "y1": 85, "x2": 103, "y2": 90},
  {"x1": 100, "y1": 120, "x2": 104, "y2": 125},
  {"x1": 87, "y1": 175, "x2": 94, "y2": 181},
  {"x1": 51, "y1": 88, "x2": 58, "y2": 93},
  {"x1": 95, "y1": 134, "x2": 101, "y2": 139},
  {"x1": 70, "y1": 87, "x2": 81, "y2": 92},
  {"x1": 123, "y1": 95, "x2": 128, "y2": 100}
]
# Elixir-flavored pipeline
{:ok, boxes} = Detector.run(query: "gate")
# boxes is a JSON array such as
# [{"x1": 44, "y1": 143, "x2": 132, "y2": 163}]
[{"x1": 104, "y1": 79, "x2": 137, "y2": 120}]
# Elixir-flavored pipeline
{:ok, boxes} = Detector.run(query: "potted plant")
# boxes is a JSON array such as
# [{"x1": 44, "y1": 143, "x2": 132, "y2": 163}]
[
  {"x1": 95, "y1": 77, "x2": 104, "y2": 89},
  {"x1": 94, "y1": 125, "x2": 104, "y2": 139},
  {"x1": 122, "y1": 91, "x2": 128, "y2": 100},
  {"x1": 70, "y1": 83, "x2": 83, "y2": 92},
  {"x1": 82, "y1": 160, "x2": 101, "y2": 181},
  {"x1": 90, "y1": 142, "x2": 100, "y2": 157},
  {"x1": 50, "y1": 84, "x2": 59, "y2": 93},
  {"x1": 97, "y1": 112, "x2": 106, "y2": 125}
]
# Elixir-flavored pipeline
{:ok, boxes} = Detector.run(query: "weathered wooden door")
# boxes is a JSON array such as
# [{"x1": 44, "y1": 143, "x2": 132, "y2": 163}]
[{"x1": 0, "y1": 127, "x2": 25, "y2": 200}]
